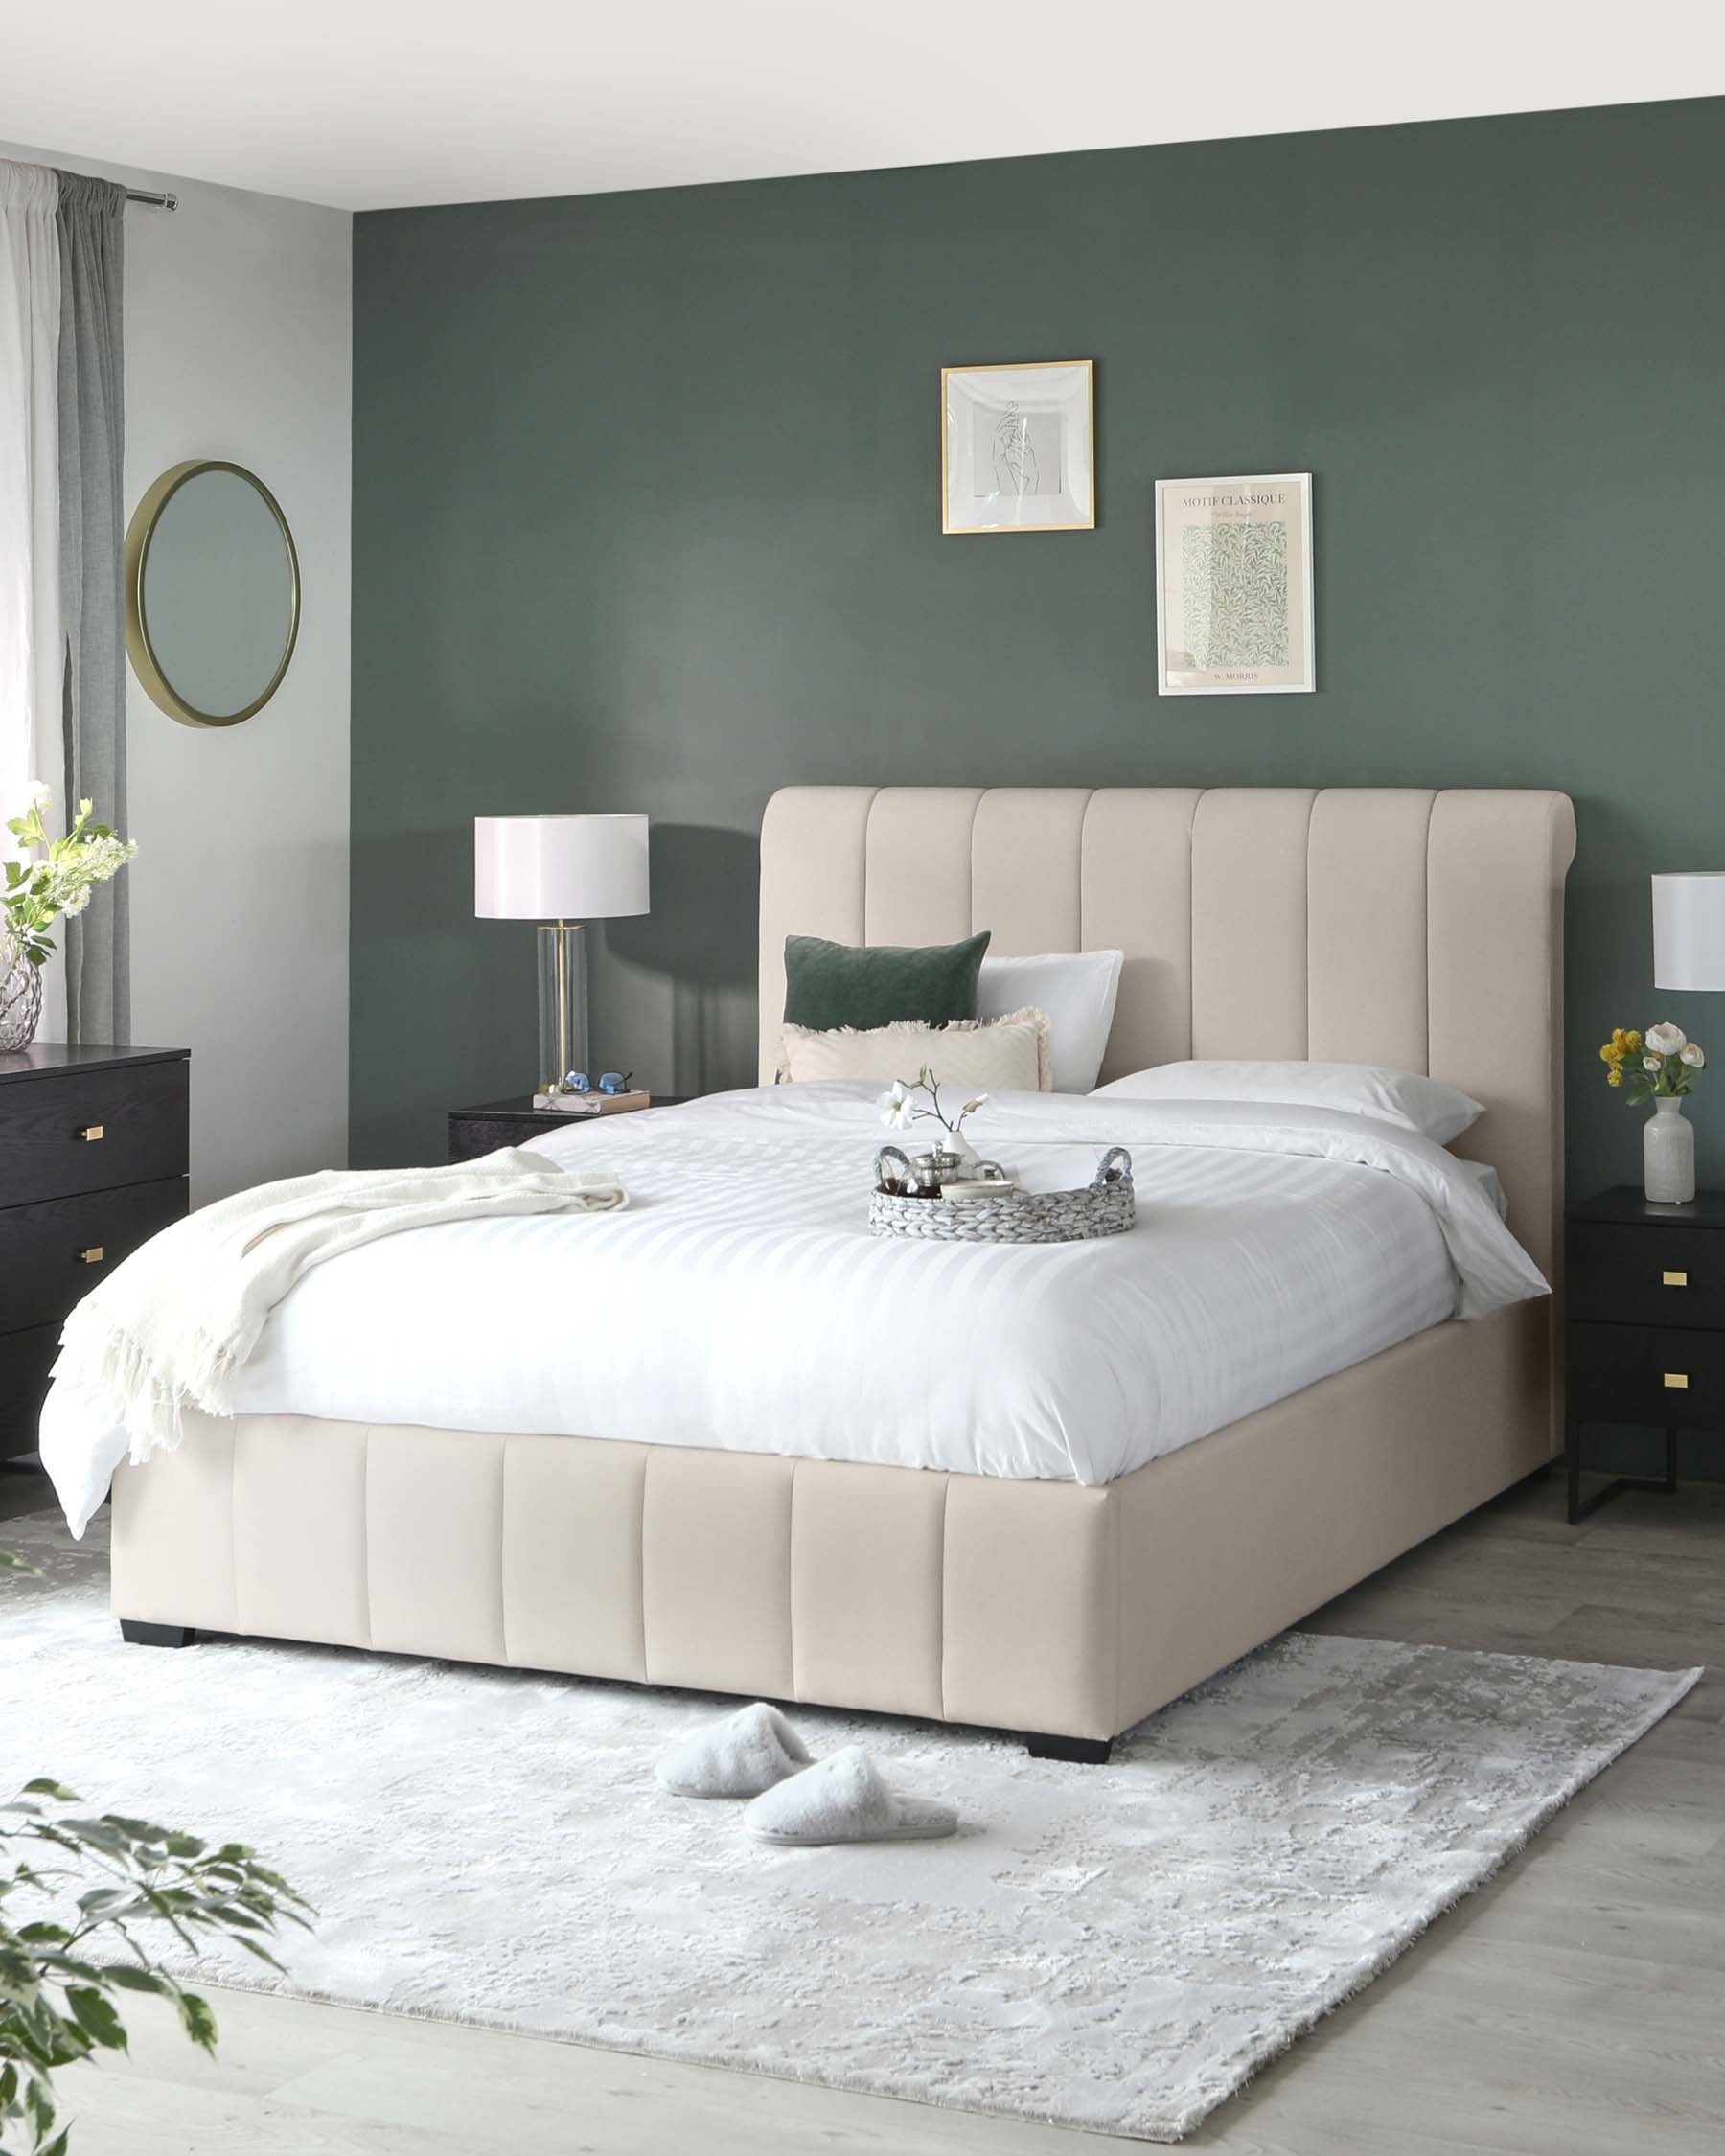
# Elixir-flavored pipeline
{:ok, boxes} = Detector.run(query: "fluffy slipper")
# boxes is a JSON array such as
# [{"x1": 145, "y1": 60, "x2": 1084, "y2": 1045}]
[
  {"x1": 656, "y1": 1702, "x2": 814, "y2": 1798},
  {"x1": 743, "y1": 1744, "x2": 956, "y2": 1846}
]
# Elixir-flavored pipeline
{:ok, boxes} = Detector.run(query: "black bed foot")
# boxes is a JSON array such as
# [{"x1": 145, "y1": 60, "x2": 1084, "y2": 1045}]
[
  {"x1": 119, "y1": 1620, "x2": 197, "y2": 1648},
  {"x1": 1023, "y1": 1732, "x2": 1113, "y2": 1765}
]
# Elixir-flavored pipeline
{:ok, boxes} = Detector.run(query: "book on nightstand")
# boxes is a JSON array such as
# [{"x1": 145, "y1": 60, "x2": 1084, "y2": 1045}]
[{"x1": 530, "y1": 1089, "x2": 654, "y2": 1116}]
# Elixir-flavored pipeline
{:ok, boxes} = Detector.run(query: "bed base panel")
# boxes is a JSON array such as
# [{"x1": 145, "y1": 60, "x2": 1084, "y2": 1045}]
[{"x1": 111, "y1": 1302, "x2": 1548, "y2": 1747}]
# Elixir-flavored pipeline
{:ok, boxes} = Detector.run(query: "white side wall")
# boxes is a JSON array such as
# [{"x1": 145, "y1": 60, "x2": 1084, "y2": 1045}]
[{"x1": 1, "y1": 140, "x2": 351, "y2": 1203}]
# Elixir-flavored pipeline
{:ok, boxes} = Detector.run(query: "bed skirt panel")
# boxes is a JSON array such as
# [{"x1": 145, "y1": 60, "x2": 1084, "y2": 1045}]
[
  {"x1": 110, "y1": 1302, "x2": 1548, "y2": 1745},
  {"x1": 110, "y1": 1415, "x2": 1126, "y2": 1736}
]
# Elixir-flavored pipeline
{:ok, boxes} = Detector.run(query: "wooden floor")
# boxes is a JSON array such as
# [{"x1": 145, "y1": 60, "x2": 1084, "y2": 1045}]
[{"x1": 4, "y1": 1461, "x2": 1721, "y2": 2155}]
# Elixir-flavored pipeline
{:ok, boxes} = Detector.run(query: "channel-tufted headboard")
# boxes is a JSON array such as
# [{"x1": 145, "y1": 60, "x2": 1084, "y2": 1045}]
[{"x1": 758, "y1": 786, "x2": 1576, "y2": 1282}]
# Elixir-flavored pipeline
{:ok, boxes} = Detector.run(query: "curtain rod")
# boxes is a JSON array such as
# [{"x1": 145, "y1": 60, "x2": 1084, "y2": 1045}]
[{"x1": 124, "y1": 189, "x2": 177, "y2": 212}]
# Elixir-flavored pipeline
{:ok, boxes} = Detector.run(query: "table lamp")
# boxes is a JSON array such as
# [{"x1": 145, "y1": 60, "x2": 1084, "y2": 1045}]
[
  {"x1": 474, "y1": 814, "x2": 650, "y2": 1090},
  {"x1": 1652, "y1": 873, "x2": 1725, "y2": 991}
]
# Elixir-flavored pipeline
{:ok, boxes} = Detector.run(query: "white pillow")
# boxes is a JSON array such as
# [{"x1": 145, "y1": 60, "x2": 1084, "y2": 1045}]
[
  {"x1": 977, "y1": 951, "x2": 1123, "y2": 1092},
  {"x1": 1090, "y1": 1059, "x2": 1484, "y2": 1146},
  {"x1": 781, "y1": 1008, "x2": 1053, "y2": 1091},
  {"x1": 1454, "y1": 1157, "x2": 1508, "y2": 1219}
]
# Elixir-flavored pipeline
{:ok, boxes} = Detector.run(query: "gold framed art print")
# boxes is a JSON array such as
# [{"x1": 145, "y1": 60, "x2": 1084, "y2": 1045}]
[{"x1": 942, "y1": 360, "x2": 1095, "y2": 534}]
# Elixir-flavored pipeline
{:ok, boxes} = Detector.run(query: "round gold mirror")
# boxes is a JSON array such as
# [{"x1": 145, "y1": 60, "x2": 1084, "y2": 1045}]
[{"x1": 125, "y1": 460, "x2": 300, "y2": 727}]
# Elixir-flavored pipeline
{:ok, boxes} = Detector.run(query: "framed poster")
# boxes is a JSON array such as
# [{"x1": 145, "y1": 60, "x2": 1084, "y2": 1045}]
[
  {"x1": 942, "y1": 361, "x2": 1094, "y2": 534},
  {"x1": 1155, "y1": 473, "x2": 1314, "y2": 694}
]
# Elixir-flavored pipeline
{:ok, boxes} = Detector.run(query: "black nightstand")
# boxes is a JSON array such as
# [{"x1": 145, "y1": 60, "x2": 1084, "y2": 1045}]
[
  {"x1": 448, "y1": 1095, "x2": 691, "y2": 1163},
  {"x1": 1565, "y1": 1184, "x2": 1725, "y2": 1522}
]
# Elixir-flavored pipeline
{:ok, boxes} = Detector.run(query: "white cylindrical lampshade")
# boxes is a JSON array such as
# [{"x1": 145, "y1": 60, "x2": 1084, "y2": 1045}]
[
  {"x1": 474, "y1": 814, "x2": 650, "y2": 921},
  {"x1": 1652, "y1": 872, "x2": 1725, "y2": 990}
]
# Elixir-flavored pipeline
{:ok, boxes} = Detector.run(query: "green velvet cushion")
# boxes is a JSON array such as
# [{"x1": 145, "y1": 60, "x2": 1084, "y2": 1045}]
[{"x1": 782, "y1": 930, "x2": 991, "y2": 1033}]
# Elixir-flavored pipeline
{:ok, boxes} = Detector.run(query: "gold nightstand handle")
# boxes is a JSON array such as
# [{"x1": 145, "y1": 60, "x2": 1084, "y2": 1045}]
[
  {"x1": 76, "y1": 1246, "x2": 105, "y2": 1266},
  {"x1": 1663, "y1": 1269, "x2": 1688, "y2": 1287},
  {"x1": 77, "y1": 1124, "x2": 104, "y2": 1142},
  {"x1": 1663, "y1": 1371, "x2": 1689, "y2": 1389}
]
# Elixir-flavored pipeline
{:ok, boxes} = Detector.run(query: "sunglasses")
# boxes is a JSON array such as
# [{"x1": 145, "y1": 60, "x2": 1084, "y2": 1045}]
[{"x1": 563, "y1": 1070, "x2": 633, "y2": 1095}]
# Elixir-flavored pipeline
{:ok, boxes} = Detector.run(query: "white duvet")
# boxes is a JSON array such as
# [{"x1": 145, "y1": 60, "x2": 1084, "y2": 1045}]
[{"x1": 41, "y1": 1083, "x2": 1549, "y2": 1536}]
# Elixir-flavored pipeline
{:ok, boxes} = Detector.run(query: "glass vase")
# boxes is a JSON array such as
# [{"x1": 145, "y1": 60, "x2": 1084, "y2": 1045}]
[
  {"x1": 0, "y1": 938, "x2": 42, "y2": 1053},
  {"x1": 1644, "y1": 1095, "x2": 1695, "y2": 1205}
]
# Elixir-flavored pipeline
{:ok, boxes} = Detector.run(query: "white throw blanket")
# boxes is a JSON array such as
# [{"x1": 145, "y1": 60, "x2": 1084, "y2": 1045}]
[{"x1": 52, "y1": 1151, "x2": 626, "y2": 1464}]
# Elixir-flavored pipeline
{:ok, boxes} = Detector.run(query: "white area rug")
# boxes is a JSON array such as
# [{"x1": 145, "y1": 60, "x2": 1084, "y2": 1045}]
[{"x1": 0, "y1": 1510, "x2": 1698, "y2": 2143}]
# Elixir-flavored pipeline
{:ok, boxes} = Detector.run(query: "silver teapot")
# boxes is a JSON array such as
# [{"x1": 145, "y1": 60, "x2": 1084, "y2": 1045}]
[{"x1": 876, "y1": 1143, "x2": 1010, "y2": 1199}]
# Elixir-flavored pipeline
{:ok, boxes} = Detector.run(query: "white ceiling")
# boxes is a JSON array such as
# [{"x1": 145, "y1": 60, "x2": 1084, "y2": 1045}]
[{"x1": 4, "y1": 0, "x2": 1721, "y2": 212}]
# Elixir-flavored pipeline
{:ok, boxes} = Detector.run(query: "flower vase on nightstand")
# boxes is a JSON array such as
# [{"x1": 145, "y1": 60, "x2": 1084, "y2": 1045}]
[
  {"x1": 1644, "y1": 1096, "x2": 1696, "y2": 1205},
  {"x1": 1599, "y1": 1021, "x2": 1705, "y2": 1207}
]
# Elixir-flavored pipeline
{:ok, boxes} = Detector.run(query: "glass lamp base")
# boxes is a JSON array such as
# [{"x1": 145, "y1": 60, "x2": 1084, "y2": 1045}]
[{"x1": 536, "y1": 923, "x2": 589, "y2": 1092}]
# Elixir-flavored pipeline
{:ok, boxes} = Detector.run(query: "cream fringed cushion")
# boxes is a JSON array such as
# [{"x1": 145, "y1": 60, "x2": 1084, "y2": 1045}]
[{"x1": 780, "y1": 1008, "x2": 1053, "y2": 1091}]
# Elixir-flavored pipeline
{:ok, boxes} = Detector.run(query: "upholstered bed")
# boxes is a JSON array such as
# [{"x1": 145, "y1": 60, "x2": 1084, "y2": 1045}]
[{"x1": 95, "y1": 785, "x2": 1575, "y2": 1761}]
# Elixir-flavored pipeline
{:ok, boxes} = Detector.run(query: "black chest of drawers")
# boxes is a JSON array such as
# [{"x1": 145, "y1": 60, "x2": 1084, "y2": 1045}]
[
  {"x1": 1564, "y1": 1183, "x2": 1725, "y2": 1523},
  {"x1": 0, "y1": 1044, "x2": 190, "y2": 1458}
]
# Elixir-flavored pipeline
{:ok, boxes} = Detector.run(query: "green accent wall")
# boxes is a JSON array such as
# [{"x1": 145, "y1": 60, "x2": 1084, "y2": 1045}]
[{"x1": 352, "y1": 95, "x2": 1725, "y2": 1223}]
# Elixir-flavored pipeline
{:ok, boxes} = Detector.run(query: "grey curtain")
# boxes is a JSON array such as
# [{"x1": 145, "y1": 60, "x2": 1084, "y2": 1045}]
[{"x1": 55, "y1": 170, "x2": 128, "y2": 1045}]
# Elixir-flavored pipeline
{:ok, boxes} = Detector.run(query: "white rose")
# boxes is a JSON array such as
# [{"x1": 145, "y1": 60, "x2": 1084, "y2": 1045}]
[
  {"x1": 24, "y1": 779, "x2": 50, "y2": 811},
  {"x1": 1645, "y1": 1021, "x2": 1688, "y2": 1056},
  {"x1": 1643, "y1": 1056, "x2": 1662, "y2": 1072},
  {"x1": 1682, "y1": 1043, "x2": 1706, "y2": 1068}
]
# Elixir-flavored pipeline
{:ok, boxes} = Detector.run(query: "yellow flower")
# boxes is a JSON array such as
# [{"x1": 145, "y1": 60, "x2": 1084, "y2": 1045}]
[
  {"x1": 1607, "y1": 1065, "x2": 1622, "y2": 1086},
  {"x1": 1624, "y1": 1029, "x2": 1644, "y2": 1052},
  {"x1": 1599, "y1": 1043, "x2": 1621, "y2": 1065}
]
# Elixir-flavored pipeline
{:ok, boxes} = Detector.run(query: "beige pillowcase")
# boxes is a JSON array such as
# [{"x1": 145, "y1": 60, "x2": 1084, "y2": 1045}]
[{"x1": 780, "y1": 1007, "x2": 1053, "y2": 1091}]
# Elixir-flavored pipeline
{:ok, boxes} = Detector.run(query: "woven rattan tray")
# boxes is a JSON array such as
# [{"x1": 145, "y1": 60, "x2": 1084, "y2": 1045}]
[{"x1": 869, "y1": 1146, "x2": 1135, "y2": 1245}]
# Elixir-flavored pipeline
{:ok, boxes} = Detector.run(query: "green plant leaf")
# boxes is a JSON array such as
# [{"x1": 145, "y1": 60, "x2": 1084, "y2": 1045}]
[
  {"x1": 0, "y1": 1948, "x2": 39, "y2": 2007},
  {"x1": 103, "y1": 1816, "x2": 166, "y2": 1842},
  {"x1": 15, "y1": 1787, "x2": 75, "y2": 1804},
  {"x1": 23, "y1": 2073, "x2": 53, "y2": 2141},
  {"x1": 176, "y1": 1990, "x2": 218, "y2": 2053},
  {"x1": 64, "y1": 1988, "x2": 126, "y2": 2054},
  {"x1": 73, "y1": 1889, "x2": 129, "y2": 1917}
]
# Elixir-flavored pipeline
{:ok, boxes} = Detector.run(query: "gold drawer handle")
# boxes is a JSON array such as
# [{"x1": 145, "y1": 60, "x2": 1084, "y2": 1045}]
[
  {"x1": 77, "y1": 1124, "x2": 104, "y2": 1142},
  {"x1": 1663, "y1": 1270, "x2": 1689, "y2": 1287},
  {"x1": 1663, "y1": 1371, "x2": 1689, "y2": 1389},
  {"x1": 76, "y1": 1246, "x2": 105, "y2": 1266}
]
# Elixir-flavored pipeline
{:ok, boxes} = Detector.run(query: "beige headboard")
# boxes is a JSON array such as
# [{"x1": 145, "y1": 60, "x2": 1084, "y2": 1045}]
[{"x1": 758, "y1": 786, "x2": 1576, "y2": 1281}]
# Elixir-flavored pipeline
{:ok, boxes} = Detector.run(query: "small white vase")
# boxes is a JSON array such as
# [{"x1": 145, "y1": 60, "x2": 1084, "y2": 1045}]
[{"x1": 1644, "y1": 1096, "x2": 1696, "y2": 1205}]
